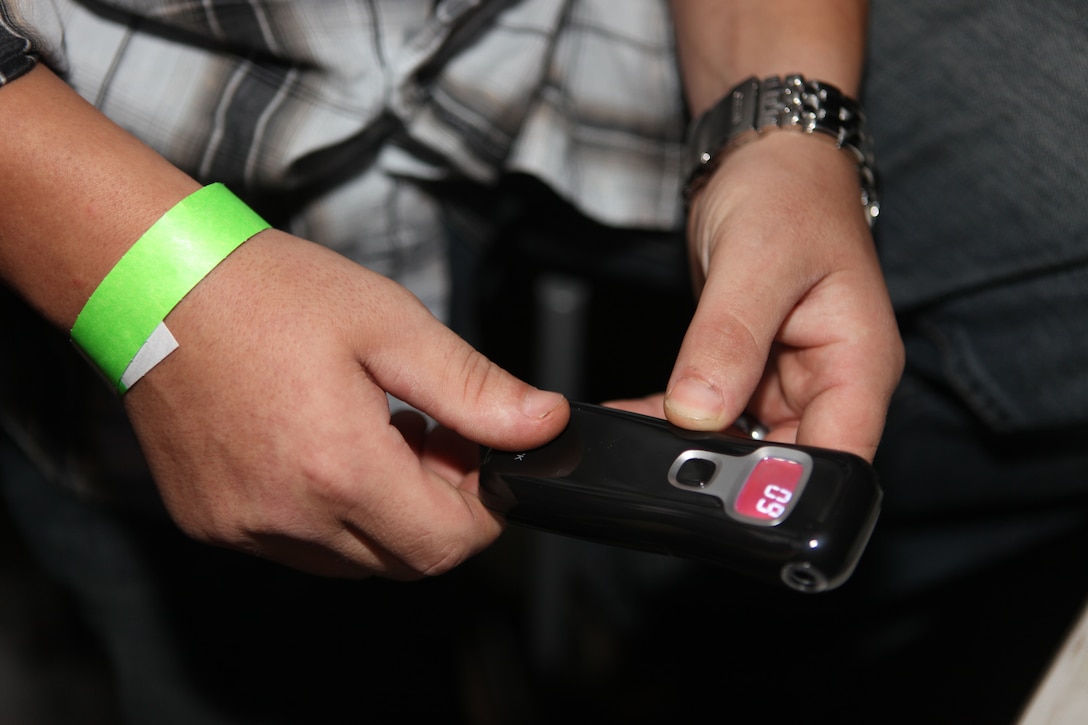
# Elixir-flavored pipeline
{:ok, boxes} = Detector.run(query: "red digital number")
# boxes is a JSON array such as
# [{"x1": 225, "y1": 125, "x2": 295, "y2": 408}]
[
  {"x1": 733, "y1": 458, "x2": 804, "y2": 522},
  {"x1": 754, "y1": 484, "x2": 793, "y2": 518}
]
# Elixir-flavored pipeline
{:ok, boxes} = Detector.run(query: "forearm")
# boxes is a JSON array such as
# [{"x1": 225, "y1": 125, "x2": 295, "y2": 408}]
[
  {"x1": 669, "y1": 0, "x2": 868, "y2": 114},
  {"x1": 0, "y1": 64, "x2": 200, "y2": 329}
]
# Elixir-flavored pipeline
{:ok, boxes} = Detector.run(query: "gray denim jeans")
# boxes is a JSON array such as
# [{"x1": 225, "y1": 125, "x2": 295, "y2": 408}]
[{"x1": 866, "y1": 0, "x2": 1088, "y2": 434}]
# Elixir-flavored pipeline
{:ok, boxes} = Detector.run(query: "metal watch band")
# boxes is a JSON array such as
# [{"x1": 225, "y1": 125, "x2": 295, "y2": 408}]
[{"x1": 682, "y1": 74, "x2": 880, "y2": 225}]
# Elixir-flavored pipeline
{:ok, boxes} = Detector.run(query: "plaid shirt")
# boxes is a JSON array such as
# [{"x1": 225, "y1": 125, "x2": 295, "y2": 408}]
[
  {"x1": 0, "y1": 0, "x2": 685, "y2": 311},
  {"x1": 0, "y1": 0, "x2": 686, "y2": 498}
]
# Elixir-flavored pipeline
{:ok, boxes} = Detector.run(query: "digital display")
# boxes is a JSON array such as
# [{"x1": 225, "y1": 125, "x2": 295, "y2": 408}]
[{"x1": 732, "y1": 457, "x2": 805, "y2": 523}]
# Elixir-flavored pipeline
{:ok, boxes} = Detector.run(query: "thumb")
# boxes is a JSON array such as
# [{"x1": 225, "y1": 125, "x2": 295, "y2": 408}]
[
  {"x1": 365, "y1": 287, "x2": 569, "y2": 450},
  {"x1": 664, "y1": 261, "x2": 791, "y2": 431}
]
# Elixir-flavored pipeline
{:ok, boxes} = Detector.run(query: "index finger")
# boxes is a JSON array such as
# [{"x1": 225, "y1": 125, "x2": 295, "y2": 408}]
[
  {"x1": 342, "y1": 418, "x2": 505, "y2": 578},
  {"x1": 748, "y1": 267, "x2": 905, "y2": 461}
]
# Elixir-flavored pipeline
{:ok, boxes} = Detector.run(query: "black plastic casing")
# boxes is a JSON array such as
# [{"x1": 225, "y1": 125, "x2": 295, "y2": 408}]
[{"x1": 480, "y1": 402, "x2": 882, "y2": 592}]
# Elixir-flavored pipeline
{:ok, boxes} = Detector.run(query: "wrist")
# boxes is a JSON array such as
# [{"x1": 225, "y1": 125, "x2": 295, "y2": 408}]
[
  {"x1": 71, "y1": 184, "x2": 270, "y2": 393},
  {"x1": 684, "y1": 131, "x2": 875, "y2": 276},
  {"x1": 682, "y1": 74, "x2": 879, "y2": 226}
]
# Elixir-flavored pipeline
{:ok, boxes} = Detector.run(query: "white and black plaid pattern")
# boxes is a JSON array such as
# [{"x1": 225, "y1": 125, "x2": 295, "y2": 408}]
[{"x1": 0, "y1": 0, "x2": 687, "y2": 316}]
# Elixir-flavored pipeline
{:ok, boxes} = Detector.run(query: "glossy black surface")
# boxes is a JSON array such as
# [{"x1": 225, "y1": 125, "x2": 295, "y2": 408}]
[{"x1": 480, "y1": 402, "x2": 882, "y2": 591}]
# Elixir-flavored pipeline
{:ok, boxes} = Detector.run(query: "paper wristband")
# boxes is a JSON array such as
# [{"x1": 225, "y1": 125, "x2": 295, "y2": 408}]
[{"x1": 71, "y1": 183, "x2": 270, "y2": 394}]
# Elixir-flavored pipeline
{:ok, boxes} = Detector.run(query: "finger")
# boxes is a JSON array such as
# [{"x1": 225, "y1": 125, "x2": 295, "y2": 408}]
[
  {"x1": 362, "y1": 282, "x2": 569, "y2": 451},
  {"x1": 795, "y1": 381, "x2": 890, "y2": 462},
  {"x1": 663, "y1": 253, "x2": 806, "y2": 432},
  {"x1": 780, "y1": 323, "x2": 901, "y2": 461},
  {"x1": 748, "y1": 362, "x2": 892, "y2": 462},
  {"x1": 746, "y1": 276, "x2": 904, "y2": 460},
  {"x1": 307, "y1": 411, "x2": 505, "y2": 578},
  {"x1": 247, "y1": 531, "x2": 384, "y2": 579}
]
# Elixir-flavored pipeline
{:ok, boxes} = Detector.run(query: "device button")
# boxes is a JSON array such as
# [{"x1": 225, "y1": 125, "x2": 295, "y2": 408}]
[
  {"x1": 733, "y1": 457, "x2": 805, "y2": 523},
  {"x1": 674, "y1": 457, "x2": 717, "y2": 488}
]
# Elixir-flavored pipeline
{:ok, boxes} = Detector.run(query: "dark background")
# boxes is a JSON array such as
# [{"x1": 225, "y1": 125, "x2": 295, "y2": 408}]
[{"x1": 2, "y1": 177, "x2": 1087, "y2": 724}]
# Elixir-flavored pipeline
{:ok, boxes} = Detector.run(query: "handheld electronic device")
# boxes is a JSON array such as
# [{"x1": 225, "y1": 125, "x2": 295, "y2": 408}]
[{"x1": 480, "y1": 402, "x2": 882, "y2": 592}]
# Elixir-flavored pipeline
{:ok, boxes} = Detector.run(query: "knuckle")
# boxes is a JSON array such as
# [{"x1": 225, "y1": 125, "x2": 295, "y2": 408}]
[
  {"x1": 171, "y1": 497, "x2": 247, "y2": 549},
  {"x1": 401, "y1": 534, "x2": 471, "y2": 577},
  {"x1": 687, "y1": 309, "x2": 763, "y2": 371},
  {"x1": 398, "y1": 502, "x2": 485, "y2": 577},
  {"x1": 296, "y1": 442, "x2": 354, "y2": 506},
  {"x1": 453, "y1": 348, "x2": 503, "y2": 409}
]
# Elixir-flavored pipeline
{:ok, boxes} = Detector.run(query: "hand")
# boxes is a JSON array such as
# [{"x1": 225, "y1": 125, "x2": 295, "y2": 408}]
[
  {"x1": 662, "y1": 132, "x2": 903, "y2": 461},
  {"x1": 123, "y1": 229, "x2": 568, "y2": 579}
]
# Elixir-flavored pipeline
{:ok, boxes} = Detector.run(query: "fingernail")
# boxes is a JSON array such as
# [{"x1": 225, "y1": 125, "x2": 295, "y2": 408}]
[
  {"x1": 521, "y1": 389, "x2": 565, "y2": 420},
  {"x1": 665, "y1": 377, "x2": 725, "y2": 424}
]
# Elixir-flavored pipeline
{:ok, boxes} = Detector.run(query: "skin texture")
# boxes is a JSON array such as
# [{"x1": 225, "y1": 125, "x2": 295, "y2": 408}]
[
  {"x1": 645, "y1": 0, "x2": 904, "y2": 462},
  {"x1": 0, "y1": 0, "x2": 903, "y2": 577},
  {"x1": 0, "y1": 66, "x2": 568, "y2": 579}
]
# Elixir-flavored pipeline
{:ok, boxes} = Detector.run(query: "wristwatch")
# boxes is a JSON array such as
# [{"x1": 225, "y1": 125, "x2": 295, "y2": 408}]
[{"x1": 682, "y1": 74, "x2": 879, "y2": 225}]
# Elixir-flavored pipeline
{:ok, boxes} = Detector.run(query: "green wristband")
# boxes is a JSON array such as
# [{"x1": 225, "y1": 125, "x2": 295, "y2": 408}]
[{"x1": 71, "y1": 183, "x2": 270, "y2": 394}]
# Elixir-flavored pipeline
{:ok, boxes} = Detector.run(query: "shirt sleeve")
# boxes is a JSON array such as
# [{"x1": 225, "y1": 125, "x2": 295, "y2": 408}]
[{"x1": 0, "y1": 0, "x2": 67, "y2": 86}]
